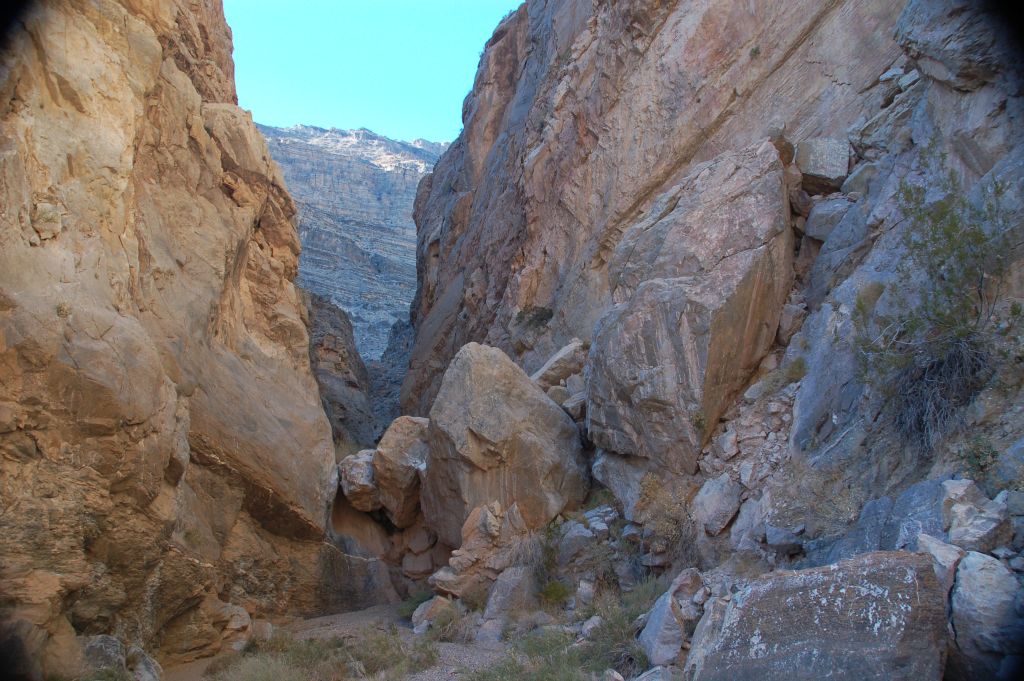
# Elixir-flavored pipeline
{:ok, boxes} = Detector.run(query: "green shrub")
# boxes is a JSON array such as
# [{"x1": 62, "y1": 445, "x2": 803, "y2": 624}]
[
  {"x1": 204, "y1": 627, "x2": 435, "y2": 681},
  {"x1": 351, "y1": 625, "x2": 437, "y2": 675},
  {"x1": 784, "y1": 356, "x2": 808, "y2": 383},
  {"x1": 80, "y1": 670, "x2": 133, "y2": 681},
  {"x1": 425, "y1": 607, "x2": 476, "y2": 644},
  {"x1": 538, "y1": 579, "x2": 571, "y2": 610},
  {"x1": 207, "y1": 656, "x2": 306, "y2": 681},
  {"x1": 854, "y1": 143, "x2": 1022, "y2": 450},
  {"x1": 957, "y1": 435, "x2": 999, "y2": 477},
  {"x1": 397, "y1": 589, "x2": 433, "y2": 619},
  {"x1": 636, "y1": 474, "x2": 688, "y2": 551},
  {"x1": 514, "y1": 305, "x2": 554, "y2": 329}
]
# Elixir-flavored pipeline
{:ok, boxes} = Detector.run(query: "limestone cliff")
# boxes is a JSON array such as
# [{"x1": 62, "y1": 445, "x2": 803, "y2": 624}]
[
  {"x1": 259, "y1": 124, "x2": 446, "y2": 360},
  {"x1": 0, "y1": 0, "x2": 386, "y2": 674}
]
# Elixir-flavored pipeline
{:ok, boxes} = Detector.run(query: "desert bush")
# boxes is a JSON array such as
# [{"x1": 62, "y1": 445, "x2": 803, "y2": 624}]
[
  {"x1": 80, "y1": 669, "x2": 134, "y2": 681},
  {"x1": 397, "y1": 590, "x2": 434, "y2": 620},
  {"x1": 957, "y1": 435, "x2": 1000, "y2": 478},
  {"x1": 514, "y1": 305, "x2": 554, "y2": 329},
  {"x1": 538, "y1": 579, "x2": 572, "y2": 610},
  {"x1": 204, "y1": 627, "x2": 434, "y2": 681},
  {"x1": 425, "y1": 607, "x2": 477, "y2": 644},
  {"x1": 855, "y1": 144, "x2": 1022, "y2": 450},
  {"x1": 636, "y1": 474, "x2": 688, "y2": 551},
  {"x1": 351, "y1": 626, "x2": 437, "y2": 676}
]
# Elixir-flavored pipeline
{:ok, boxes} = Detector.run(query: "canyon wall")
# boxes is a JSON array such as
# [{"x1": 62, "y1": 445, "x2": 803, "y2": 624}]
[
  {"x1": 260, "y1": 124, "x2": 445, "y2": 360},
  {"x1": 388, "y1": 0, "x2": 1024, "y2": 674},
  {"x1": 403, "y1": 0, "x2": 908, "y2": 415},
  {"x1": 0, "y1": 1, "x2": 385, "y2": 675}
]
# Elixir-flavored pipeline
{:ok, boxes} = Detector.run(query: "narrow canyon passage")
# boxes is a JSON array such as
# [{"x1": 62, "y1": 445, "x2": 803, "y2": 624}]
[{"x1": 1, "y1": 1, "x2": 1023, "y2": 680}]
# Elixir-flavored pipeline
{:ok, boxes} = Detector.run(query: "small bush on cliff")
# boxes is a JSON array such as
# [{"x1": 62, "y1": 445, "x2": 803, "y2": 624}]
[
  {"x1": 855, "y1": 145, "x2": 1023, "y2": 450},
  {"x1": 957, "y1": 435, "x2": 1000, "y2": 478},
  {"x1": 636, "y1": 474, "x2": 688, "y2": 551},
  {"x1": 514, "y1": 305, "x2": 554, "y2": 330}
]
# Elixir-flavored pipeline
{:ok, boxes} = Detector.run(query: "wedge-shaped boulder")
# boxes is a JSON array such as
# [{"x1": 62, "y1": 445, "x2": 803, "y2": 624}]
[
  {"x1": 338, "y1": 449, "x2": 380, "y2": 512},
  {"x1": 684, "y1": 552, "x2": 948, "y2": 680},
  {"x1": 423, "y1": 343, "x2": 589, "y2": 547},
  {"x1": 373, "y1": 416, "x2": 430, "y2": 528},
  {"x1": 588, "y1": 142, "x2": 793, "y2": 487}
]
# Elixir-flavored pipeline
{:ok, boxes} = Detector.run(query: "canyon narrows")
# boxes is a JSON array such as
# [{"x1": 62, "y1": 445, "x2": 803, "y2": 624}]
[{"x1": 2, "y1": 1, "x2": 1024, "y2": 680}]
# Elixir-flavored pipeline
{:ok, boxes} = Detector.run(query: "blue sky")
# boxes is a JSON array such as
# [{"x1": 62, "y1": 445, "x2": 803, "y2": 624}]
[{"x1": 223, "y1": 1, "x2": 522, "y2": 143}]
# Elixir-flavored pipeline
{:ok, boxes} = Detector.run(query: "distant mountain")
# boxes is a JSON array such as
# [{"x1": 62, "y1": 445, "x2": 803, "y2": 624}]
[{"x1": 258, "y1": 124, "x2": 447, "y2": 359}]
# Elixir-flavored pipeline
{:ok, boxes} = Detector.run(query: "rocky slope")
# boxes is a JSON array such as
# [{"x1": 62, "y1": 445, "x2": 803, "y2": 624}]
[
  {"x1": 363, "y1": 0, "x2": 1024, "y2": 678},
  {"x1": 0, "y1": 1, "x2": 391, "y2": 676},
  {"x1": 259, "y1": 124, "x2": 446, "y2": 360}
]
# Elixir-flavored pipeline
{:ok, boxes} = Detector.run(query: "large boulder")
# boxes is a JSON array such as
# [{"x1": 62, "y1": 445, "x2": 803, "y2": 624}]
[
  {"x1": 422, "y1": 343, "x2": 589, "y2": 547},
  {"x1": 373, "y1": 416, "x2": 430, "y2": 528},
  {"x1": 587, "y1": 142, "x2": 793, "y2": 498},
  {"x1": 338, "y1": 450, "x2": 380, "y2": 512},
  {"x1": 947, "y1": 551, "x2": 1024, "y2": 680},
  {"x1": 685, "y1": 552, "x2": 948, "y2": 680}
]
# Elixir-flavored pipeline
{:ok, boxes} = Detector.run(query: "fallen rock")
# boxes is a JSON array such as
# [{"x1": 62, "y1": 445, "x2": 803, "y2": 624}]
[
  {"x1": 795, "y1": 138, "x2": 850, "y2": 194},
  {"x1": 942, "y1": 479, "x2": 1011, "y2": 553},
  {"x1": 558, "y1": 521, "x2": 597, "y2": 567},
  {"x1": 692, "y1": 474, "x2": 743, "y2": 536},
  {"x1": 373, "y1": 416, "x2": 429, "y2": 528},
  {"x1": 639, "y1": 568, "x2": 705, "y2": 667},
  {"x1": 915, "y1": 533, "x2": 964, "y2": 596},
  {"x1": 429, "y1": 502, "x2": 530, "y2": 598},
  {"x1": 580, "y1": 615, "x2": 604, "y2": 639},
  {"x1": 483, "y1": 566, "x2": 537, "y2": 620},
  {"x1": 684, "y1": 552, "x2": 947, "y2": 680},
  {"x1": 338, "y1": 449, "x2": 381, "y2": 512},
  {"x1": 804, "y1": 197, "x2": 852, "y2": 241},
  {"x1": 947, "y1": 551, "x2": 1024, "y2": 680},
  {"x1": 412, "y1": 595, "x2": 454, "y2": 635},
  {"x1": 531, "y1": 338, "x2": 587, "y2": 390},
  {"x1": 422, "y1": 343, "x2": 588, "y2": 547}
]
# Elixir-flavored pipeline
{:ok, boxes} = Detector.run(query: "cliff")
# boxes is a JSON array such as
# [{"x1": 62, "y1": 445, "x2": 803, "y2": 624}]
[
  {"x1": 259, "y1": 124, "x2": 446, "y2": 360},
  {"x1": 394, "y1": 1, "x2": 1024, "y2": 674},
  {"x1": 0, "y1": 1, "x2": 388, "y2": 674}
]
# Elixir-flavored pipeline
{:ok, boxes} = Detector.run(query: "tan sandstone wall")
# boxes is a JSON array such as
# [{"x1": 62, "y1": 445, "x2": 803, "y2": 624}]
[{"x1": 0, "y1": 0, "x2": 372, "y2": 672}]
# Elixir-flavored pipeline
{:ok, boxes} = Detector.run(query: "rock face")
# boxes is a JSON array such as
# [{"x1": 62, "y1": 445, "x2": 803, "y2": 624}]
[
  {"x1": 0, "y1": 0, "x2": 377, "y2": 673},
  {"x1": 306, "y1": 292, "x2": 376, "y2": 447},
  {"x1": 588, "y1": 141, "x2": 793, "y2": 497},
  {"x1": 402, "y1": 0, "x2": 906, "y2": 415},
  {"x1": 422, "y1": 343, "x2": 588, "y2": 547},
  {"x1": 259, "y1": 124, "x2": 446, "y2": 359},
  {"x1": 685, "y1": 552, "x2": 949, "y2": 680}
]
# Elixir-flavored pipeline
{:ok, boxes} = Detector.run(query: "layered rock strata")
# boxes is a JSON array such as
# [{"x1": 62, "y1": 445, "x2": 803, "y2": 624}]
[{"x1": 259, "y1": 124, "x2": 445, "y2": 360}]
